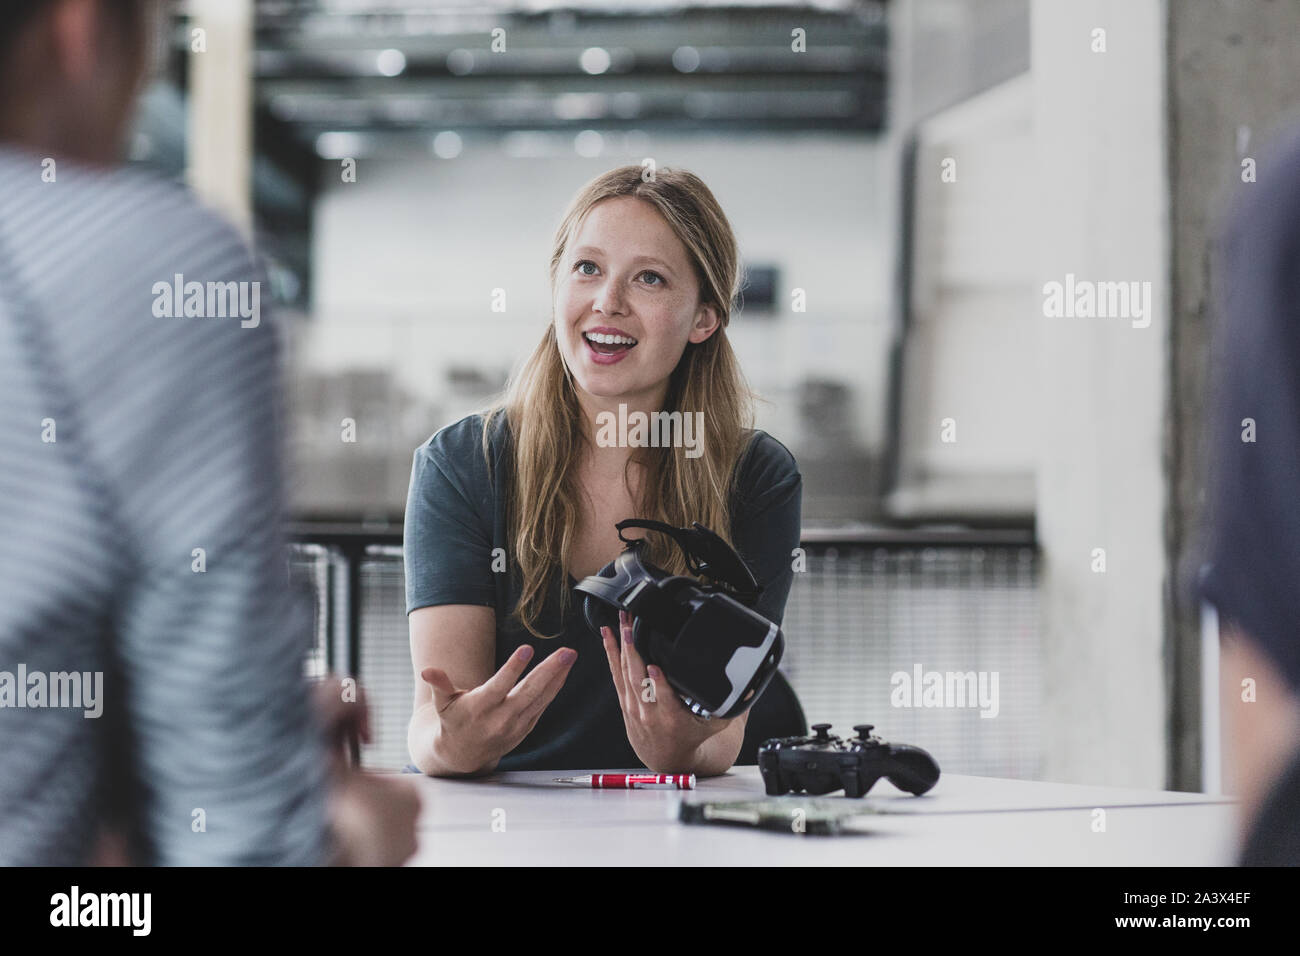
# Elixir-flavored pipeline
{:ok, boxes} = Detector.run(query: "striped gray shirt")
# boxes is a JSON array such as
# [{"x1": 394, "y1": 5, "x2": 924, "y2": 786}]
[{"x1": 0, "y1": 146, "x2": 331, "y2": 865}]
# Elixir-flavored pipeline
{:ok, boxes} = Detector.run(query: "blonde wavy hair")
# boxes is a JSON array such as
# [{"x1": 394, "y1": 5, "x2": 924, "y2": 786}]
[{"x1": 481, "y1": 165, "x2": 758, "y2": 638}]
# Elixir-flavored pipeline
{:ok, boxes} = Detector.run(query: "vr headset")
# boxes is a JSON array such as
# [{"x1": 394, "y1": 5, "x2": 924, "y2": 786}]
[{"x1": 573, "y1": 518, "x2": 784, "y2": 719}]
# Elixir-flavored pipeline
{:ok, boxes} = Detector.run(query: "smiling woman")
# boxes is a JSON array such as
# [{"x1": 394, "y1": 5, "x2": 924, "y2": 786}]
[
  {"x1": 513, "y1": 169, "x2": 757, "y2": 621},
  {"x1": 404, "y1": 164, "x2": 803, "y2": 777}
]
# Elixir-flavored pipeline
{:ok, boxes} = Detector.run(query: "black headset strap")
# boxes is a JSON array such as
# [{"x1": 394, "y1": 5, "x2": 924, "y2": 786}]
[
  {"x1": 613, "y1": 517, "x2": 761, "y2": 605},
  {"x1": 615, "y1": 517, "x2": 682, "y2": 543}
]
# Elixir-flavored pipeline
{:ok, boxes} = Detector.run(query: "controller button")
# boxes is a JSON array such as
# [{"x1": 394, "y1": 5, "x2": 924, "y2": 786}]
[{"x1": 812, "y1": 723, "x2": 832, "y2": 740}]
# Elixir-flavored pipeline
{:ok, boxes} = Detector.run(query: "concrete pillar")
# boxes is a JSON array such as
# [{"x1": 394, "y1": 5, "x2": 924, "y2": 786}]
[{"x1": 1166, "y1": 0, "x2": 1300, "y2": 791}]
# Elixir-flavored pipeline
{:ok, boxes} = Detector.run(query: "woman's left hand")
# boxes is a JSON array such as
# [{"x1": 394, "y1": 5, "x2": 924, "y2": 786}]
[{"x1": 601, "y1": 609, "x2": 733, "y2": 772}]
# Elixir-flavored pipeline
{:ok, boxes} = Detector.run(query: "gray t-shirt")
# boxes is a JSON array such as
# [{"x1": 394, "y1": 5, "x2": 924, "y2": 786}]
[{"x1": 403, "y1": 411, "x2": 802, "y2": 771}]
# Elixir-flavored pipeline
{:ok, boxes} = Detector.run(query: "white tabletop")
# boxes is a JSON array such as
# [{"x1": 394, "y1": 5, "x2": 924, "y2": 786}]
[{"x1": 404, "y1": 766, "x2": 1239, "y2": 866}]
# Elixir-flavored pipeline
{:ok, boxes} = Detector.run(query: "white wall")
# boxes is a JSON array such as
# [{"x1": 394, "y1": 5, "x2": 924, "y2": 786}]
[
  {"x1": 889, "y1": 74, "x2": 1039, "y2": 520},
  {"x1": 1031, "y1": 0, "x2": 1168, "y2": 788},
  {"x1": 306, "y1": 133, "x2": 892, "y2": 456}
]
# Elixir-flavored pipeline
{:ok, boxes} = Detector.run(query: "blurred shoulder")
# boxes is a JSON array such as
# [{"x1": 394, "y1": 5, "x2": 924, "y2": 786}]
[
  {"x1": 1231, "y1": 125, "x2": 1300, "y2": 223},
  {"x1": 0, "y1": 147, "x2": 251, "y2": 268},
  {"x1": 1220, "y1": 124, "x2": 1300, "y2": 283},
  {"x1": 0, "y1": 147, "x2": 269, "y2": 381}
]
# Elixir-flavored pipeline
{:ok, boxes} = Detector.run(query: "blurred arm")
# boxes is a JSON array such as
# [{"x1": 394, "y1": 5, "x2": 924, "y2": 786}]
[{"x1": 1219, "y1": 626, "x2": 1300, "y2": 838}]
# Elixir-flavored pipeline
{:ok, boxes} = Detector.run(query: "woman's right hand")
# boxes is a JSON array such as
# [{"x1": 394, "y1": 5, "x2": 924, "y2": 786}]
[{"x1": 418, "y1": 644, "x2": 577, "y2": 775}]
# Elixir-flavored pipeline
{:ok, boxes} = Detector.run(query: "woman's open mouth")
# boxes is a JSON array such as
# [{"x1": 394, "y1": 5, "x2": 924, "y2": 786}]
[{"x1": 582, "y1": 330, "x2": 638, "y2": 365}]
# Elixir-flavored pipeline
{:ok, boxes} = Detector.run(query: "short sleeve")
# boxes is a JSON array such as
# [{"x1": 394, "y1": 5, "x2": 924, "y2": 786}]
[
  {"x1": 403, "y1": 427, "x2": 497, "y2": 614},
  {"x1": 731, "y1": 432, "x2": 803, "y2": 627},
  {"x1": 1197, "y1": 126, "x2": 1300, "y2": 693}
]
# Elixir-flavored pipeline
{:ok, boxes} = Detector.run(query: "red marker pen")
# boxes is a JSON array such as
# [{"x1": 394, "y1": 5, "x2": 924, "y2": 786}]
[{"x1": 553, "y1": 773, "x2": 696, "y2": 790}]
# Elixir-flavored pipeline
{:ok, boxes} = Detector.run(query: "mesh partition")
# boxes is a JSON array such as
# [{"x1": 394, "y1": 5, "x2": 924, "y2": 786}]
[
  {"x1": 357, "y1": 547, "x2": 415, "y2": 771},
  {"x1": 288, "y1": 540, "x2": 1042, "y2": 777},
  {"x1": 782, "y1": 545, "x2": 1041, "y2": 779}
]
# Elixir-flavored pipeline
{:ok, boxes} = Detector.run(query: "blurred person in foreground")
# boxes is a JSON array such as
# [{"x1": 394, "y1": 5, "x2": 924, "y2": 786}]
[
  {"x1": 0, "y1": 0, "x2": 418, "y2": 865},
  {"x1": 1199, "y1": 123, "x2": 1300, "y2": 866}
]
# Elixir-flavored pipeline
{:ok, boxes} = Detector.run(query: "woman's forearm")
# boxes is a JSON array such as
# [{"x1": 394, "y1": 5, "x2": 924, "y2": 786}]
[
  {"x1": 644, "y1": 717, "x2": 744, "y2": 776},
  {"x1": 407, "y1": 702, "x2": 500, "y2": 777},
  {"x1": 688, "y1": 718, "x2": 745, "y2": 776}
]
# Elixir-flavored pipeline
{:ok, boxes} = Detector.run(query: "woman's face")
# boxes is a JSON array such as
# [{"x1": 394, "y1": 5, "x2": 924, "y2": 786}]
[{"x1": 554, "y1": 196, "x2": 719, "y2": 411}]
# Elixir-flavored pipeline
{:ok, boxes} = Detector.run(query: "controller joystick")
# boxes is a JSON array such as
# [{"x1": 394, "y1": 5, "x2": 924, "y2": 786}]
[{"x1": 757, "y1": 723, "x2": 941, "y2": 798}]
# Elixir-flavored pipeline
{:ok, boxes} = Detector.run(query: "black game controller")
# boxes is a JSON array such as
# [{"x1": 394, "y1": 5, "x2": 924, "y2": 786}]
[{"x1": 758, "y1": 723, "x2": 941, "y2": 798}]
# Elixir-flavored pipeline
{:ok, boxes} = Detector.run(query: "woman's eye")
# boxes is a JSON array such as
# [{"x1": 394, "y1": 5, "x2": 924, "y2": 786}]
[
  {"x1": 640, "y1": 271, "x2": 664, "y2": 286},
  {"x1": 575, "y1": 261, "x2": 598, "y2": 276}
]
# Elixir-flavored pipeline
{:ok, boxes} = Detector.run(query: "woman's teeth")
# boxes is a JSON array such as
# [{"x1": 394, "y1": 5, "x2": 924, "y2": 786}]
[
  {"x1": 584, "y1": 332, "x2": 637, "y2": 346},
  {"x1": 583, "y1": 331, "x2": 637, "y2": 355}
]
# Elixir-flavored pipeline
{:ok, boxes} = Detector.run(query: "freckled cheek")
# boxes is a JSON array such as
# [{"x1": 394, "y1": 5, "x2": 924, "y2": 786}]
[
  {"x1": 554, "y1": 289, "x2": 584, "y2": 329},
  {"x1": 644, "y1": 298, "x2": 695, "y2": 341}
]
